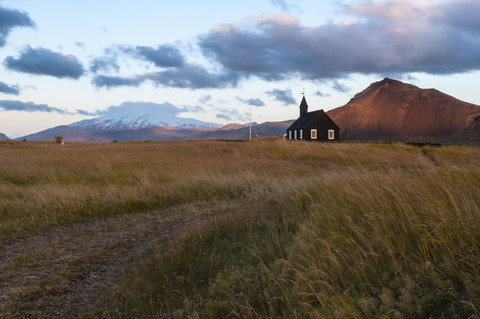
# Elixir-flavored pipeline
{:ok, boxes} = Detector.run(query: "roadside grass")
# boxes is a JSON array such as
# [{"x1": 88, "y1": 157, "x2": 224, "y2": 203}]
[{"x1": 1, "y1": 141, "x2": 479, "y2": 317}]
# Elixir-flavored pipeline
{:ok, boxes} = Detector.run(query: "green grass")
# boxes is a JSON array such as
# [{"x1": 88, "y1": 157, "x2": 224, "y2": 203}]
[{"x1": 1, "y1": 141, "x2": 480, "y2": 318}]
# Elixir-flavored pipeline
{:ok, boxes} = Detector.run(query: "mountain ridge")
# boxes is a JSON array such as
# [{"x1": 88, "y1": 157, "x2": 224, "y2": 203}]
[
  {"x1": 70, "y1": 101, "x2": 221, "y2": 130},
  {"x1": 327, "y1": 77, "x2": 480, "y2": 142},
  {"x1": 18, "y1": 121, "x2": 293, "y2": 142}
]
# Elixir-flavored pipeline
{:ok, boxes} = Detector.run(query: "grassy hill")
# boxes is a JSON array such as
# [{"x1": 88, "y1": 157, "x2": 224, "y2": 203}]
[{"x1": 0, "y1": 141, "x2": 479, "y2": 317}]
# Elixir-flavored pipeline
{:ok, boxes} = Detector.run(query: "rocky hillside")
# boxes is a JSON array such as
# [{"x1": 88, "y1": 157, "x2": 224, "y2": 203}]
[{"x1": 327, "y1": 78, "x2": 480, "y2": 142}]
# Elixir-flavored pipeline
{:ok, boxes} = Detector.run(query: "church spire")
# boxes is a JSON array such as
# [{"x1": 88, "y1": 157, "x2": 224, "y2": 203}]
[{"x1": 299, "y1": 95, "x2": 308, "y2": 117}]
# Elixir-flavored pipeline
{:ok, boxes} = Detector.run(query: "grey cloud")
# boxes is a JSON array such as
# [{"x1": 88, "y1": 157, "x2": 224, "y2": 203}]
[
  {"x1": 185, "y1": 105, "x2": 205, "y2": 113},
  {"x1": 4, "y1": 46, "x2": 85, "y2": 79},
  {"x1": 0, "y1": 6, "x2": 34, "y2": 47},
  {"x1": 92, "y1": 75, "x2": 144, "y2": 88},
  {"x1": 90, "y1": 56, "x2": 120, "y2": 73},
  {"x1": 75, "y1": 109, "x2": 98, "y2": 116},
  {"x1": 199, "y1": 95, "x2": 212, "y2": 103},
  {"x1": 144, "y1": 64, "x2": 241, "y2": 89},
  {"x1": 436, "y1": 0, "x2": 480, "y2": 34},
  {"x1": 90, "y1": 44, "x2": 184, "y2": 73},
  {"x1": 216, "y1": 113, "x2": 231, "y2": 121},
  {"x1": 0, "y1": 100, "x2": 71, "y2": 114},
  {"x1": 0, "y1": 99, "x2": 96, "y2": 116},
  {"x1": 89, "y1": 46, "x2": 123, "y2": 73},
  {"x1": 270, "y1": 0, "x2": 290, "y2": 11},
  {"x1": 0, "y1": 81, "x2": 19, "y2": 95},
  {"x1": 199, "y1": 1, "x2": 480, "y2": 80},
  {"x1": 99, "y1": 101, "x2": 186, "y2": 117},
  {"x1": 266, "y1": 89, "x2": 296, "y2": 105},
  {"x1": 90, "y1": 43, "x2": 243, "y2": 90},
  {"x1": 93, "y1": 64, "x2": 241, "y2": 89},
  {"x1": 237, "y1": 97, "x2": 265, "y2": 107},
  {"x1": 216, "y1": 107, "x2": 249, "y2": 122},
  {"x1": 332, "y1": 81, "x2": 350, "y2": 93},
  {"x1": 315, "y1": 90, "x2": 329, "y2": 97},
  {"x1": 127, "y1": 45, "x2": 185, "y2": 67}
]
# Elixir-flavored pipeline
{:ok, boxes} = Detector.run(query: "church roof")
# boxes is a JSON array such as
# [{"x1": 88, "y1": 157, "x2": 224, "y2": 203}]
[
  {"x1": 287, "y1": 109, "x2": 340, "y2": 131},
  {"x1": 287, "y1": 110, "x2": 324, "y2": 130}
]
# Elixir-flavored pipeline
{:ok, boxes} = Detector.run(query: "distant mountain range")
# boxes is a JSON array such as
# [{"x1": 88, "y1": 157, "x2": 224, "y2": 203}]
[
  {"x1": 71, "y1": 102, "x2": 221, "y2": 130},
  {"x1": 0, "y1": 132, "x2": 8, "y2": 140},
  {"x1": 8, "y1": 78, "x2": 480, "y2": 143},
  {"x1": 16, "y1": 101, "x2": 294, "y2": 142},
  {"x1": 19, "y1": 120, "x2": 293, "y2": 142},
  {"x1": 328, "y1": 78, "x2": 480, "y2": 143}
]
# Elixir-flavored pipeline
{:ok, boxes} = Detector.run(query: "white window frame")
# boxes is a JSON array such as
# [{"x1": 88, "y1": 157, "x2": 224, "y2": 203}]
[
  {"x1": 294, "y1": 130, "x2": 297, "y2": 140},
  {"x1": 311, "y1": 129, "x2": 317, "y2": 140},
  {"x1": 328, "y1": 129, "x2": 335, "y2": 140},
  {"x1": 299, "y1": 129, "x2": 303, "y2": 140},
  {"x1": 288, "y1": 131, "x2": 292, "y2": 140}
]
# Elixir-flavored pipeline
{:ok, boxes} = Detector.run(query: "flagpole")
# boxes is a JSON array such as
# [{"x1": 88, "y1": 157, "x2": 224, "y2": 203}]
[{"x1": 249, "y1": 107, "x2": 252, "y2": 141}]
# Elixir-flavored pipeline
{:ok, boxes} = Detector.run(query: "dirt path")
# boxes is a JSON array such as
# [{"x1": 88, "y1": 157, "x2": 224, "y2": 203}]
[{"x1": 0, "y1": 205, "x2": 206, "y2": 318}]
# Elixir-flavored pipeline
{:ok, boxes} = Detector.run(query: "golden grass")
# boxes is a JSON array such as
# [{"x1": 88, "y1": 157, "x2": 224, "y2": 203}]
[{"x1": 1, "y1": 140, "x2": 479, "y2": 317}]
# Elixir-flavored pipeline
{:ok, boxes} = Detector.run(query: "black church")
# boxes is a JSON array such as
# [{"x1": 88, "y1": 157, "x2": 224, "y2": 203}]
[{"x1": 286, "y1": 96, "x2": 340, "y2": 141}]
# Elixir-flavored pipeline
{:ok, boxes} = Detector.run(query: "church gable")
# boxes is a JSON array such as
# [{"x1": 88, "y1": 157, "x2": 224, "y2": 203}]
[{"x1": 286, "y1": 96, "x2": 340, "y2": 141}]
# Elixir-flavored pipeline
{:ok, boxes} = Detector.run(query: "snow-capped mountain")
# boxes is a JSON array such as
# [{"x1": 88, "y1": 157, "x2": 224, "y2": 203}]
[
  {"x1": 69, "y1": 102, "x2": 221, "y2": 130},
  {"x1": 15, "y1": 101, "x2": 293, "y2": 142}
]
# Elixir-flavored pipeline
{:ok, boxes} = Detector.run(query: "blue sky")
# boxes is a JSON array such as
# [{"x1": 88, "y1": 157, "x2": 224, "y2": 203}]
[{"x1": 1, "y1": 0, "x2": 480, "y2": 137}]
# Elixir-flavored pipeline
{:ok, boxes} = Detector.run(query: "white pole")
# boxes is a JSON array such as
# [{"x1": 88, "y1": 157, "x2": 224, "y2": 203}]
[{"x1": 249, "y1": 107, "x2": 252, "y2": 141}]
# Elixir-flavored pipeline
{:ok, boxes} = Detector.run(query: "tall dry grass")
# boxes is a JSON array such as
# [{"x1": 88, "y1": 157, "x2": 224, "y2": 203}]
[{"x1": 1, "y1": 141, "x2": 479, "y2": 317}]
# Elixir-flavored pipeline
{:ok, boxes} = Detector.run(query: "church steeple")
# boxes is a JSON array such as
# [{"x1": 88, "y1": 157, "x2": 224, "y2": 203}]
[{"x1": 299, "y1": 95, "x2": 308, "y2": 117}]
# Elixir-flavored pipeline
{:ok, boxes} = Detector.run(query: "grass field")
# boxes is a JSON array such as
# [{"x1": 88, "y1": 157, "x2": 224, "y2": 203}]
[{"x1": 1, "y1": 140, "x2": 479, "y2": 318}]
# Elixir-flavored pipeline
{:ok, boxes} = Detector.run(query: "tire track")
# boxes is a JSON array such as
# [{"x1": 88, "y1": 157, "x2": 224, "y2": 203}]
[{"x1": 0, "y1": 205, "x2": 205, "y2": 318}]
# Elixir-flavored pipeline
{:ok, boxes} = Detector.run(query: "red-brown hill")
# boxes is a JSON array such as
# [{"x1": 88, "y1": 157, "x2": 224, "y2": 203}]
[{"x1": 327, "y1": 78, "x2": 480, "y2": 142}]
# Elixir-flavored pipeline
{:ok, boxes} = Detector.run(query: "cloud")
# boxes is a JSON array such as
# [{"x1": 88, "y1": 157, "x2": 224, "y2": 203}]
[
  {"x1": 89, "y1": 101, "x2": 219, "y2": 127},
  {"x1": 90, "y1": 56, "x2": 120, "y2": 73},
  {"x1": 4, "y1": 46, "x2": 85, "y2": 79},
  {"x1": 199, "y1": 1, "x2": 480, "y2": 80},
  {"x1": 90, "y1": 44, "x2": 185, "y2": 74},
  {"x1": 332, "y1": 81, "x2": 350, "y2": 93},
  {"x1": 90, "y1": 43, "x2": 241, "y2": 90},
  {"x1": 199, "y1": 95, "x2": 212, "y2": 103},
  {"x1": 93, "y1": 64, "x2": 241, "y2": 89},
  {"x1": 98, "y1": 101, "x2": 186, "y2": 117},
  {"x1": 266, "y1": 89, "x2": 296, "y2": 105},
  {"x1": 92, "y1": 75, "x2": 144, "y2": 88},
  {"x1": 124, "y1": 45, "x2": 185, "y2": 67},
  {"x1": 89, "y1": 46, "x2": 123, "y2": 73},
  {"x1": 0, "y1": 100, "x2": 72, "y2": 114},
  {"x1": 185, "y1": 105, "x2": 205, "y2": 113},
  {"x1": 75, "y1": 109, "x2": 97, "y2": 116},
  {"x1": 345, "y1": 0, "x2": 426, "y2": 21},
  {"x1": 237, "y1": 97, "x2": 265, "y2": 107},
  {"x1": 216, "y1": 113, "x2": 231, "y2": 121},
  {"x1": 436, "y1": 0, "x2": 480, "y2": 34},
  {"x1": 0, "y1": 81, "x2": 19, "y2": 95},
  {"x1": 216, "y1": 107, "x2": 249, "y2": 122},
  {"x1": 0, "y1": 99, "x2": 95, "y2": 115},
  {"x1": 270, "y1": 0, "x2": 291, "y2": 11},
  {"x1": 95, "y1": 102, "x2": 211, "y2": 126},
  {"x1": 314, "y1": 90, "x2": 329, "y2": 97},
  {"x1": 144, "y1": 64, "x2": 240, "y2": 89},
  {"x1": 0, "y1": 6, "x2": 34, "y2": 47}
]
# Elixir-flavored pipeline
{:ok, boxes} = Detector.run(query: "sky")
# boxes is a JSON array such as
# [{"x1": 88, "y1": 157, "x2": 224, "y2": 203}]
[{"x1": 1, "y1": 0, "x2": 480, "y2": 138}]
